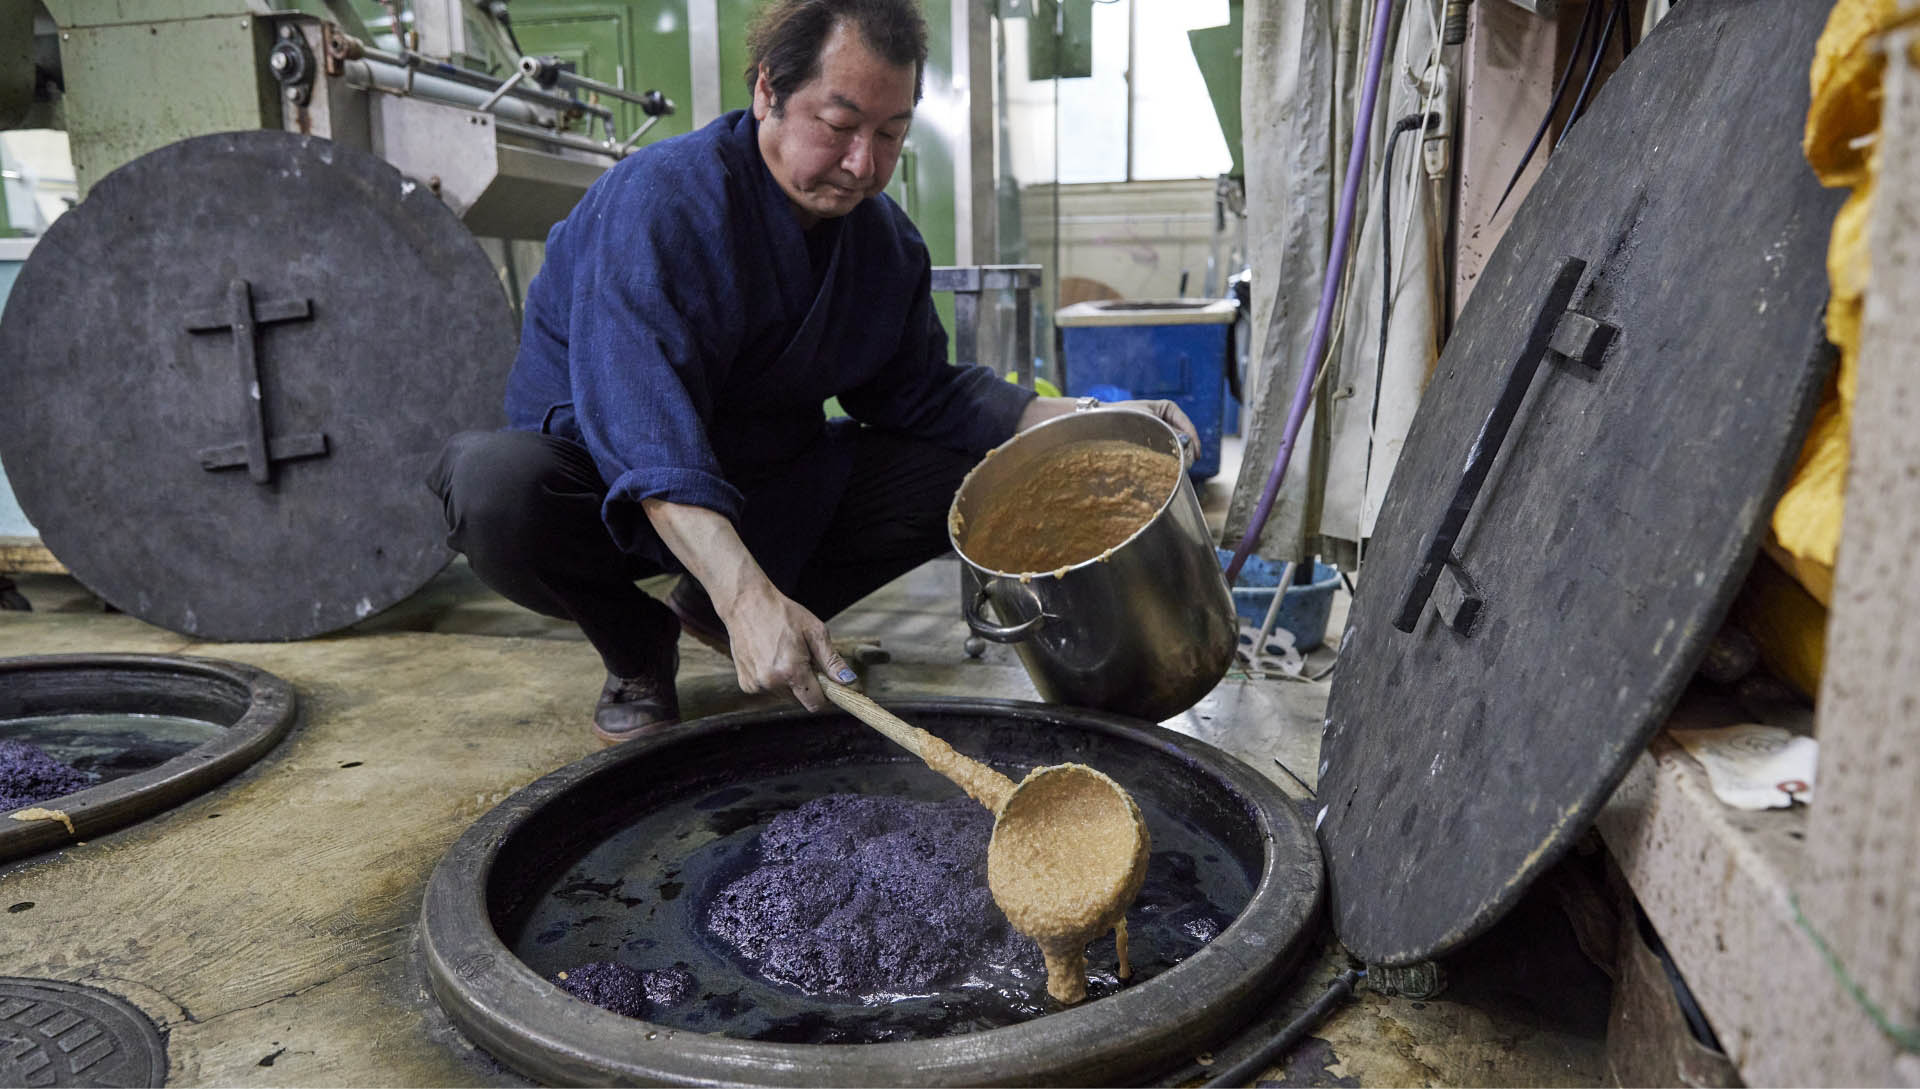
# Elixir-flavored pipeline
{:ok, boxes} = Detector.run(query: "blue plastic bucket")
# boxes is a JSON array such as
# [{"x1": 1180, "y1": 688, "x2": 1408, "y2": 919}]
[{"x1": 1216, "y1": 550, "x2": 1341, "y2": 652}]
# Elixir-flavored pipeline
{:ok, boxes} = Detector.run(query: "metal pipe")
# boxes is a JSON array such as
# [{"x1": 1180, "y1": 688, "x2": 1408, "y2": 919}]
[
  {"x1": 522, "y1": 55, "x2": 673, "y2": 114},
  {"x1": 342, "y1": 57, "x2": 550, "y2": 126},
  {"x1": 476, "y1": 66, "x2": 528, "y2": 114},
  {"x1": 492, "y1": 117, "x2": 627, "y2": 160},
  {"x1": 617, "y1": 114, "x2": 665, "y2": 151},
  {"x1": 351, "y1": 41, "x2": 611, "y2": 120}
]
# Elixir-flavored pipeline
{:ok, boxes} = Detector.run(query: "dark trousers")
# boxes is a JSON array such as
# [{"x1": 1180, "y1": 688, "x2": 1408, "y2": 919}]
[{"x1": 428, "y1": 428, "x2": 978, "y2": 678}]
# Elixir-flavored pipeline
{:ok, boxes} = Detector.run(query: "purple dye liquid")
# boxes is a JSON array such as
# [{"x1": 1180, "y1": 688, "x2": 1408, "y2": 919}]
[
  {"x1": 705, "y1": 795, "x2": 1039, "y2": 996},
  {"x1": 0, "y1": 739, "x2": 97, "y2": 811},
  {"x1": 518, "y1": 760, "x2": 1252, "y2": 1044}
]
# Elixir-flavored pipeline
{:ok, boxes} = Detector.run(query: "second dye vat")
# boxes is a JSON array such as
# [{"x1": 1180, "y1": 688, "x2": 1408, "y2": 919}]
[{"x1": 1, "y1": 713, "x2": 226, "y2": 783}]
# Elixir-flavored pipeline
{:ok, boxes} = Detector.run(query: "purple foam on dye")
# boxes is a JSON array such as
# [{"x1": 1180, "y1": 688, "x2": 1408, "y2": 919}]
[
  {"x1": 557, "y1": 961, "x2": 698, "y2": 1020},
  {"x1": 643, "y1": 963, "x2": 697, "y2": 1007},
  {"x1": 0, "y1": 739, "x2": 96, "y2": 812},
  {"x1": 555, "y1": 961, "x2": 649, "y2": 1018},
  {"x1": 706, "y1": 794, "x2": 1040, "y2": 996}
]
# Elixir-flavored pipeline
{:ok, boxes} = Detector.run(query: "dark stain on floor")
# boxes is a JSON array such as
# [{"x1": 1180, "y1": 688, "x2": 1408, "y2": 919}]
[{"x1": 1259, "y1": 1036, "x2": 1361, "y2": 1087}]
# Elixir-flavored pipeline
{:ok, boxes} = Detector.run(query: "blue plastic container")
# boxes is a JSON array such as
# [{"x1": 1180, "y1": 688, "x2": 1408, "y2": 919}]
[
  {"x1": 1056, "y1": 299, "x2": 1239, "y2": 480},
  {"x1": 0, "y1": 237, "x2": 39, "y2": 538},
  {"x1": 1215, "y1": 550, "x2": 1341, "y2": 652}
]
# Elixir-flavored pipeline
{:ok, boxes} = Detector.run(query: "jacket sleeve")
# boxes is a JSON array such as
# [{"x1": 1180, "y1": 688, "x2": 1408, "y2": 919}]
[
  {"x1": 566, "y1": 174, "x2": 747, "y2": 564},
  {"x1": 835, "y1": 251, "x2": 1035, "y2": 454}
]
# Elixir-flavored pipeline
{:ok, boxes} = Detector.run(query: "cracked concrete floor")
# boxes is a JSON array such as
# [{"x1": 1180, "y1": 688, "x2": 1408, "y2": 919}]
[{"x1": 0, "y1": 558, "x2": 1610, "y2": 1086}]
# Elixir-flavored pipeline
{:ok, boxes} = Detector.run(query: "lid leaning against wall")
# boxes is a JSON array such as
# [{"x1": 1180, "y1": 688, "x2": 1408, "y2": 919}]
[{"x1": 1317, "y1": 0, "x2": 1844, "y2": 966}]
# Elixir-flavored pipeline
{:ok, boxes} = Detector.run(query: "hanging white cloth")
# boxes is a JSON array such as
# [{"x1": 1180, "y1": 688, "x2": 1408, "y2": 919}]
[{"x1": 1224, "y1": 0, "x2": 1449, "y2": 569}]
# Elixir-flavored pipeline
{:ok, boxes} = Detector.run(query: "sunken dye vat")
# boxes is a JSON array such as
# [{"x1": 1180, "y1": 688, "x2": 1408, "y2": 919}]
[
  {"x1": 0, "y1": 654, "x2": 296, "y2": 859},
  {"x1": 422, "y1": 699, "x2": 1321, "y2": 1086}
]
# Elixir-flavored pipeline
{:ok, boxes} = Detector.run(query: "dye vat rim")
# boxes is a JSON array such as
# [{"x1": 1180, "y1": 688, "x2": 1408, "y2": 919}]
[
  {"x1": 420, "y1": 698, "x2": 1323, "y2": 1087},
  {"x1": 0, "y1": 653, "x2": 297, "y2": 860}
]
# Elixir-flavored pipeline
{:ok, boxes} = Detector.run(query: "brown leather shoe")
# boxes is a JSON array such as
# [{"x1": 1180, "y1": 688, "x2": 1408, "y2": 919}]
[{"x1": 591, "y1": 645, "x2": 683, "y2": 745}]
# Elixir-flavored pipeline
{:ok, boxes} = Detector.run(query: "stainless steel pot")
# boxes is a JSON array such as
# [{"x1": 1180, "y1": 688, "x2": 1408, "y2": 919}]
[{"x1": 948, "y1": 407, "x2": 1237, "y2": 721}]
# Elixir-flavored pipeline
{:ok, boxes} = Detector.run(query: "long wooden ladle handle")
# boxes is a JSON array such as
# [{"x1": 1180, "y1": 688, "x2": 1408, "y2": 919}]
[{"x1": 818, "y1": 676, "x2": 1017, "y2": 811}]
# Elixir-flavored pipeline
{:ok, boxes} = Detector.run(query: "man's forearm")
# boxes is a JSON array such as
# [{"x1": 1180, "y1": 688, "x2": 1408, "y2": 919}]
[
  {"x1": 640, "y1": 498, "x2": 776, "y2": 621},
  {"x1": 640, "y1": 496, "x2": 852, "y2": 706}
]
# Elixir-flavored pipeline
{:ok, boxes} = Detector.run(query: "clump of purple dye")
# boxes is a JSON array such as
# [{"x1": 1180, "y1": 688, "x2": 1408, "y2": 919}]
[
  {"x1": 705, "y1": 794, "x2": 1040, "y2": 996},
  {"x1": 555, "y1": 962, "x2": 648, "y2": 1018},
  {"x1": 643, "y1": 963, "x2": 697, "y2": 1007},
  {"x1": 556, "y1": 961, "x2": 697, "y2": 1020},
  {"x1": 0, "y1": 740, "x2": 96, "y2": 812}
]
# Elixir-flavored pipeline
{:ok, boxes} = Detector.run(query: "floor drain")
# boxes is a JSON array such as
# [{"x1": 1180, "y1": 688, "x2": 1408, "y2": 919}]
[{"x1": 0, "y1": 978, "x2": 167, "y2": 1087}]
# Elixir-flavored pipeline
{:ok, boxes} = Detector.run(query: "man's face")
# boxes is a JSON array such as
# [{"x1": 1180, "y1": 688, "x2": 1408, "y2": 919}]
[{"x1": 754, "y1": 20, "x2": 916, "y2": 228}]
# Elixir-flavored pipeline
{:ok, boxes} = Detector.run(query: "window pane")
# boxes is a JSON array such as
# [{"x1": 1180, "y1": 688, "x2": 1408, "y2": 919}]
[
  {"x1": 1131, "y1": 0, "x2": 1234, "y2": 180},
  {"x1": 1002, "y1": 1, "x2": 1129, "y2": 185}
]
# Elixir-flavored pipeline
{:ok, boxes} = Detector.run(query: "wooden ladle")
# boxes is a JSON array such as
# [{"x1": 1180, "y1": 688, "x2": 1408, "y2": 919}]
[{"x1": 819, "y1": 677, "x2": 1151, "y2": 1004}]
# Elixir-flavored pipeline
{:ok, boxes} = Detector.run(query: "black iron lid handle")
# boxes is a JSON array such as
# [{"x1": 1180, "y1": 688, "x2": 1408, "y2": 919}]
[
  {"x1": 1391, "y1": 256, "x2": 1608, "y2": 634},
  {"x1": 184, "y1": 279, "x2": 325, "y2": 485}
]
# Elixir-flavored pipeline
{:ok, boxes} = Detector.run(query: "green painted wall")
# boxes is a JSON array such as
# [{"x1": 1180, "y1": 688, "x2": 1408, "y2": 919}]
[
  {"x1": 511, "y1": 0, "x2": 697, "y2": 144},
  {"x1": 715, "y1": 0, "x2": 755, "y2": 111}
]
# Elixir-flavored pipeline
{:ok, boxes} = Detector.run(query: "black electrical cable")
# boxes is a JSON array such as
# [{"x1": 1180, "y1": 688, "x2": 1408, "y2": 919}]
[
  {"x1": 1556, "y1": 0, "x2": 1628, "y2": 149},
  {"x1": 487, "y1": 1, "x2": 526, "y2": 58},
  {"x1": 1492, "y1": 0, "x2": 1602, "y2": 215},
  {"x1": 1617, "y1": 0, "x2": 1635, "y2": 57},
  {"x1": 1200, "y1": 969, "x2": 1366, "y2": 1088},
  {"x1": 1359, "y1": 112, "x2": 1434, "y2": 573},
  {"x1": 1377, "y1": 113, "x2": 1435, "y2": 413}
]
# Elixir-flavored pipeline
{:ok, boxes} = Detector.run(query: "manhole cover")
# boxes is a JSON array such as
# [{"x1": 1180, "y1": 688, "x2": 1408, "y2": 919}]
[{"x1": 0, "y1": 978, "x2": 166, "y2": 1087}]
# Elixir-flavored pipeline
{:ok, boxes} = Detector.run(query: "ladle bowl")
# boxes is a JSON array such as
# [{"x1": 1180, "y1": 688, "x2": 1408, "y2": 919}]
[
  {"x1": 987, "y1": 763, "x2": 1153, "y2": 1003},
  {"x1": 820, "y1": 679, "x2": 1152, "y2": 1003}
]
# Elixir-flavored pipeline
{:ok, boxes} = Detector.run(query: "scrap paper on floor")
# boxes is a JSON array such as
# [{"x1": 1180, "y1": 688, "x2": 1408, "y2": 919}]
[{"x1": 1666, "y1": 723, "x2": 1818, "y2": 810}]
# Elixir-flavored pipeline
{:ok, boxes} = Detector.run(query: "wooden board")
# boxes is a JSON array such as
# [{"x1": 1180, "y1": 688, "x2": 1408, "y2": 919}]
[{"x1": 0, "y1": 536, "x2": 64, "y2": 575}]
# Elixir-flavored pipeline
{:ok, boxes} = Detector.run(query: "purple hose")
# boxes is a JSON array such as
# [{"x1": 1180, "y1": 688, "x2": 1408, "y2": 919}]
[{"x1": 1225, "y1": 0, "x2": 1400, "y2": 586}]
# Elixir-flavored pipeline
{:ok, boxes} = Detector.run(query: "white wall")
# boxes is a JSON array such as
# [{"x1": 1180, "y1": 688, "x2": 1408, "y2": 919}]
[{"x1": 1020, "y1": 177, "x2": 1222, "y2": 303}]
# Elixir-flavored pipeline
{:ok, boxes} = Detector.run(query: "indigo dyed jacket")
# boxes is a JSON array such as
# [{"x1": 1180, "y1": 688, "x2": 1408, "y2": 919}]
[{"x1": 506, "y1": 110, "x2": 1033, "y2": 588}]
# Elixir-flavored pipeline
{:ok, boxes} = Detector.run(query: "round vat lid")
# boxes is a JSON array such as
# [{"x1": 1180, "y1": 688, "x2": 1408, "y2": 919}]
[
  {"x1": 1317, "y1": 0, "x2": 1843, "y2": 966},
  {"x1": 0, "y1": 130, "x2": 515, "y2": 641}
]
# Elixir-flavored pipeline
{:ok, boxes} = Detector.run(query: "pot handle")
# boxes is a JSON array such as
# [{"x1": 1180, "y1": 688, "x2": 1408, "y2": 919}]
[{"x1": 965, "y1": 578, "x2": 1047, "y2": 643}]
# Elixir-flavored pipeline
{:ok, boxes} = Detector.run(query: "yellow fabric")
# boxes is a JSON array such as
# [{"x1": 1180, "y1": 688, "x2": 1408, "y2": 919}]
[
  {"x1": 1754, "y1": 0, "x2": 1894, "y2": 696},
  {"x1": 1734, "y1": 549, "x2": 1831, "y2": 699},
  {"x1": 1776, "y1": 0, "x2": 1892, "y2": 602}
]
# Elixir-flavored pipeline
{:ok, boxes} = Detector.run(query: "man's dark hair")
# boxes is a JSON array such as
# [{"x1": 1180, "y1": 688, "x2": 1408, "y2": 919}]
[{"x1": 745, "y1": 0, "x2": 928, "y2": 113}]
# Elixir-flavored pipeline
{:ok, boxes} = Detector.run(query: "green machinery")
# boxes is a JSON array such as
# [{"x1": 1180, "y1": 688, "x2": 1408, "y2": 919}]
[
  {"x1": 2, "y1": 0, "x2": 677, "y2": 235},
  {"x1": 0, "y1": 0, "x2": 992, "y2": 638},
  {"x1": 1, "y1": 0, "x2": 961, "y2": 248}
]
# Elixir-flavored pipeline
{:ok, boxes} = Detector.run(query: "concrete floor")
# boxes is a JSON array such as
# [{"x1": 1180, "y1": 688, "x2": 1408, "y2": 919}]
[{"x1": 0, "y1": 450, "x2": 1615, "y2": 1086}]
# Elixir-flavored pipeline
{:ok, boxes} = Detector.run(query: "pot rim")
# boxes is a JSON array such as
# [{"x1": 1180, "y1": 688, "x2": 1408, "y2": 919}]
[{"x1": 947, "y1": 408, "x2": 1186, "y2": 581}]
